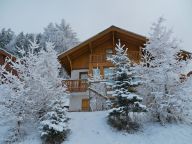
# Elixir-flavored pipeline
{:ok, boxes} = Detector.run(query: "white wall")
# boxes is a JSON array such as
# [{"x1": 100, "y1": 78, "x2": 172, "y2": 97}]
[
  {"x1": 69, "y1": 94, "x2": 89, "y2": 111},
  {"x1": 69, "y1": 69, "x2": 89, "y2": 111},
  {"x1": 71, "y1": 69, "x2": 88, "y2": 80}
]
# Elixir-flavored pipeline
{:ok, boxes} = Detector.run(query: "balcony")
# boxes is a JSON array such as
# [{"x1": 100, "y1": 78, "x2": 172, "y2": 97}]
[
  {"x1": 89, "y1": 51, "x2": 140, "y2": 64},
  {"x1": 89, "y1": 54, "x2": 107, "y2": 63},
  {"x1": 63, "y1": 80, "x2": 88, "y2": 92}
]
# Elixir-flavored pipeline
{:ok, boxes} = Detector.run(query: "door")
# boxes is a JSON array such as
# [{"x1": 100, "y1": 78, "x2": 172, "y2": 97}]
[
  {"x1": 79, "y1": 72, "x2": 88, "y2": 80},
  {"x1": 82, "y1": 98, "x2": 90, "y2": 111},
  {"x1": 79, "y1": 72, "x2": 88, "y2": 91}
]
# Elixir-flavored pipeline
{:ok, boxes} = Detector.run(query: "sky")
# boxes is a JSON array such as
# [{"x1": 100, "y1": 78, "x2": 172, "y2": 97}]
[{"x1": 0, "y1": 0, "x2": 191, "y2": 51}]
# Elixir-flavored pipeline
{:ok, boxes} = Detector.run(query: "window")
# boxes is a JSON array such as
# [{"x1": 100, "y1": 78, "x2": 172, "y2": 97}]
[
  {"x1": 79, "y1": 72, "x2": 88, "y2": 80},
  {"x1": 104, "y1": 67, "x2": 114, "y2": 82},
  {"x1": 106, "y1": 48, "x2": 113, "y2": 59},
  {"x1": 92, "y1": 68, "x2": 100, "y2": 79}
]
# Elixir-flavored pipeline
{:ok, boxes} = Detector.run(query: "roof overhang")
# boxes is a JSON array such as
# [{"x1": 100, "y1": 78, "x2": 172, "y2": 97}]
[
  {"x1": 58, "y1": 25, "x2": 147, "y2": 75},
  {"x1": 58, "y1": 25, "x2": 147, "y2": 60}
]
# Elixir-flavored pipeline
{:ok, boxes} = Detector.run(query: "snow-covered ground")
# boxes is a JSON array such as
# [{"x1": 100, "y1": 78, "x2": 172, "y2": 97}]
[
  {"x1": 0, "y1": 105, "x2": 41, "y2": 144},
  {"x1": 0, "y1": 110, "x2": 14, "y2": 143},
  {"x1": 65, "y1": 111, "x2": 192, "y2": 144},
  {"x1": 0, "y1": 109, "x2": 192, "y2": 144}
]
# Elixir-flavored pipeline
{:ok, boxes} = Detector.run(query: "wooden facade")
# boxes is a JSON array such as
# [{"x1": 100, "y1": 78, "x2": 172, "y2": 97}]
[
  {"x1": 63, "y1": 79, "x2": 88, "y2": 92},
  {"x1": 0, "y1": 48, "x2": 17, "y2": 76},
  {"x1": 58, "y1": 25, "x2": 147, "y2": 79},
  {"x1": 177, "y1": 50, "x2": 192, "y2": 61},
  {"x1": 58, "y1": 26, "x2": 147, "y2": 111}
]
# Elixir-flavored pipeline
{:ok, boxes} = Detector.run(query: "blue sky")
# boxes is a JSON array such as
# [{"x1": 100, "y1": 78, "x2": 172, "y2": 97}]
[{"x1": 0, "y1": 0, "x2": 191, "y2": 51}]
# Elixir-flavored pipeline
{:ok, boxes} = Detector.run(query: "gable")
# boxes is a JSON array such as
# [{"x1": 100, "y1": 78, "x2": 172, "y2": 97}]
[
  {"x1": 58, "y1": 26, "x2": 147, "y2": 75},
  {"x1": 0, "y1": 48, "x2": 16, "y2": 65}
]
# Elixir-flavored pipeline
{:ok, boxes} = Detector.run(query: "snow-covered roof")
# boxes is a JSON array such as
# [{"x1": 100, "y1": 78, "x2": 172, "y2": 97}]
[{"x1": 0, "y1": 48, "x2": 16, "y2": 58}]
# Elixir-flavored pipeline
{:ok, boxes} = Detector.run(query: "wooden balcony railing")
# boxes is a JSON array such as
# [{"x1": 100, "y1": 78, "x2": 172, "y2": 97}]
[
  {"x1": 62, "y1": 80, "x2": 88, "y2": 92},
  {"x1": 89, "y1": 54, "x2": 106, "y2": 63},
  {"x1": 89, "y1": 51, "x2": 140, "y2": 63}
]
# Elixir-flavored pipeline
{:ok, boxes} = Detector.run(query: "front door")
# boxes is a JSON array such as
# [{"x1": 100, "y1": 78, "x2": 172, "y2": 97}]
[{"x1": 82, "y1": 98, "x2": 90, "y2": 111}]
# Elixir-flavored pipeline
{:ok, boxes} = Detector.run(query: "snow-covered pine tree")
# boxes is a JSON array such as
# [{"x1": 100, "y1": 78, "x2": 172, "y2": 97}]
[
  {"x1": 139, "y1": 17, "x2": 186, "y2": 124},
  {"x1": 42, "y1": 19, "x2": 79, "y2": 53},
  {"x1": 31, "y1": 41, "x2": 69, "y2": 143},
  {"x1": 0, "y1": 37, "x2": 69, "y2": 142},
  {"x1": 107, "y1": 40, "x2": 146, "y2": 132},
  {"x1": 40, "y1": 98, "x2": 70, "y2": 144},
  {"x1": 175, "y1": 59, "x2": 192, "y2": 123},
  {"x1": 0, "y1": 28, "x2": 15, "y2": 50}
]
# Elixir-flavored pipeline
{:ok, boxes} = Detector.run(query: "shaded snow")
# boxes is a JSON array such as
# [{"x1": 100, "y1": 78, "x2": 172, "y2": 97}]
[{"x1": 0, "y1": 112, "x2": 15, "y2": 143}]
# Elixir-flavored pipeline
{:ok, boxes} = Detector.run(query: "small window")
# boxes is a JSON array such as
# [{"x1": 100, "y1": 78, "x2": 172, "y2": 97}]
[
  {"x1": 104, "y1": 67, "x2": 114, "y2": 80},
  {"x1": 92, "y1": 68, "x2": 100, "y2": 79},
  {"x1": 106, "y1": 48, "x2": 113, "y2": 59},
  {"x1": 79, "y1": 72, "x2": 88, "y2": 80}
]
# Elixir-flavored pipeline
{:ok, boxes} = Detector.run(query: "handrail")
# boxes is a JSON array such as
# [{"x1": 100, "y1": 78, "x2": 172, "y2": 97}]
[
  {"x1": 62, "y1": 80, "x2": 88, "y2": 92},
  {"x1": 89, "y1": 54, "x2": 106, "y2": 63},
  {"x1": 89, "y1": 51, "x2": 140, "y2": 63}
]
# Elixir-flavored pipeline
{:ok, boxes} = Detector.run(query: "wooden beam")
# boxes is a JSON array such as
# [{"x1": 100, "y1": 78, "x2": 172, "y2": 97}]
[
  {"x1": 88, "y1": 63, "x2": 93, "y2": 77},
  {"x1": 112, "y1": 31, "x2": 115, "y2": 47},
  {"x1": 112, "y1": 31, "x2": 115, "y2": 54},
  {"x1": 67, "y1": 55, "x2": 72, "y2": 72},
  {"x1": 100, "y1": 66, "x2": 104, "y2": 78},
  {"x1": 89, "y1": 42, "x2": 92, "y2": 54}
]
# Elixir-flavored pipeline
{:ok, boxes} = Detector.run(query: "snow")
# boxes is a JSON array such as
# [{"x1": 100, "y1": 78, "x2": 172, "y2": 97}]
[
  {"x1": 124, "y1": 93, "x2": 143, "y2": 101},
  {"x1": 134, "y1": 102, "x2": 147, "y2": 109},
  {"x1": 41, "y1": 120, "x2": 65, "y2": 132},
  {"x1": 0, "y1": 111, "x2": 15, "y2": 143},
  {"x1": 0, "y1": 109, "x2": 192, "y2": 144},
  {"x1": 184, "y1": 60, "x2": 192, "y2": 74},
  {"x1": 0, "y1": 105, "x2": 41, "y2": 144},
  {"x1": 0, "y1": 92, "x2": 16, "y2": 143},
  {"x1": 64, "y1": 111, "x2": 192, "y2": 144},
  {"x1": 0, "y1": 90, "x2": 41, "y2": 144},
  {"x1": 107, "y1": 91, "x2": 113, "y2": 95},
  {"x1": 0, "y1": 39, "x2": 68, "y2": 143},
  {"x1": 108, "y1": 107, "x2": 124, "y2": 113},
  {"x1": 136, "y1": 17, "x2": 191, "y2": 124}
]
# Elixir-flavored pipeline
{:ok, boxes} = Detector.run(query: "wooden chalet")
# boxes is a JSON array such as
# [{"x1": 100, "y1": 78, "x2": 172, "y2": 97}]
[
  {"x1": 58, "y1": 26, "x2": 147, "y2": 112},
  {"x1": 177, "y1": 50, "x2": 191, "y2": 61},
  {"x1": 0, "y1": 48, "x2": 17, "y2": 76},
  {"x1": 177, "y1": 50, "x2": 192, "y2": 80}
]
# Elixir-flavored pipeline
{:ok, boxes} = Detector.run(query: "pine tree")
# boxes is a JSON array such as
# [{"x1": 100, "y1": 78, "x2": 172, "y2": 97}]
[
  {"x1": 0, "y1": 28, "x2": 16, "y2": 54},
  {"x1": 42, "y1": 19, "x2": 79, "y2": 53},
  {"x1": 175, "y1": 59, "x2": 192, "y2": 122},
  {"x1": 0, "y1": 28, "x2": 15, "y2": 48},
  {"x1": 139, "y1": 17, "x2": 187, "y2": 124},
  {"x1": 107, "y1": 40, "x2": 146, "y2": 132},
  {"x1": 0, "y1": 36, "x2": 69, "y2": 142},
  {"x1": 40, "y1": 99, "x2": 70, "y2": 144}
]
